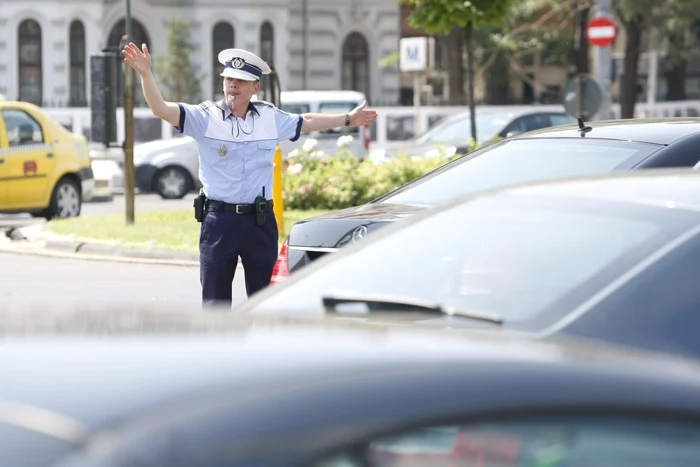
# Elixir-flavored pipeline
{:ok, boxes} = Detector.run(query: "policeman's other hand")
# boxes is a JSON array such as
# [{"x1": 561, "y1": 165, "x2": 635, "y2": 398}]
[
  {"x1": 349, "y1": 100, "x2": 378, "y2": 127},
  {"x1": 122, "y1": 42, "x2": 152, "y2": 75}
]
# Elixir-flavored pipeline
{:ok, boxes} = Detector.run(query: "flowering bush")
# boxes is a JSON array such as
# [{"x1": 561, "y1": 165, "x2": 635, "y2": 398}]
[{"x1": 282, "y1": 136, "x2": 465, "y2": 210}]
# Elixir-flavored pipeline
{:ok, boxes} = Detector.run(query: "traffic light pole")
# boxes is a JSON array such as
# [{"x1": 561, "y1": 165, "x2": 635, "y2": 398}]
[{"x1": 123, "y1": 0, "x2": 135, "y2": 225}]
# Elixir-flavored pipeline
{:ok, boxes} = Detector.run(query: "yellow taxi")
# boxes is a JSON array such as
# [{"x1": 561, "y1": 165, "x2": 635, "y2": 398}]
[{"x1": 0, "y1": 101, "x2": 93, "y2": 219}]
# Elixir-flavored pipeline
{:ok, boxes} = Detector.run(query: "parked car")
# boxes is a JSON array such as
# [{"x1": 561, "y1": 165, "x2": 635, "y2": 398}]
[
  {"x1": 271, "y1": 118, "x2": 700, "y2": 283},
  {"x1": 4, "y1": 310, "x2": 700, "y2": 467},
  {"x1": 85, "y1": 158, "x2": 119, "y2": 201},
  {"x1": 370, "y1": 105, "x2": 574, "y2": 160},
  {"x1": 0, "y1": 101, "x2": 93, "y2": 219},
  {"x1": 246, "y1": 169, "x2": 700, "y2": 360},
  {"x1": 133, "y1": 136, "x2": 201, "y2": 199}
]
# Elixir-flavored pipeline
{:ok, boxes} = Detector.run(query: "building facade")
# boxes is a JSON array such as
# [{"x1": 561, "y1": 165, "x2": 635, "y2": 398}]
[{"x1": 0, "y1": 0, "x2": 400, "y2": 107}]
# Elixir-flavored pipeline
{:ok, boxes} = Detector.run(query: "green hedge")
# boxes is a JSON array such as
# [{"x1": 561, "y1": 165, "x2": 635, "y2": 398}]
[{"x1": 282, "y1": 139, "x2": 475, "y2": 210}]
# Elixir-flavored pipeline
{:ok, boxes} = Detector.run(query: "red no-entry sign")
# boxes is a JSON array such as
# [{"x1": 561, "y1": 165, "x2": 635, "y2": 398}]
[{"x1": 586, "y1": 17, "x2": 617, "y2": 47}]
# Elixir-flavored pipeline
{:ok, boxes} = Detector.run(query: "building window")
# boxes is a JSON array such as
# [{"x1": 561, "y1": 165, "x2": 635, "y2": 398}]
[
  {"x1": 69, "y1": 20, "x2": 86, "y2": 106},
  {"x1": 341, "y1": 32, "x2": 369, "y2": 98},
  {"x1": 260, "y1": 21, "x2": 274, "y2": 65},
  {"x1": 212, "y1": 22, "x2": 234, "y2": 100},
  {"x1": 18, "y1": 19, "x2": 42, "y2": 105},
  {"x1": 107, "y1": 18, "x2": 150, "y2": 106}
]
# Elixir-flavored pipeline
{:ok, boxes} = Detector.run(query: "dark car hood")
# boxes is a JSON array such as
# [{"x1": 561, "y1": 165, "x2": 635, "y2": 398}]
[{"x1": 288, "y1": 202, "x2": 427, "y2": 248}]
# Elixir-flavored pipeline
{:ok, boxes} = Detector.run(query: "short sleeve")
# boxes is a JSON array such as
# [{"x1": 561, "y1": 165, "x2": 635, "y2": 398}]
[
  {"x1": 174, "y1": 103, "x2": 209, "y2": 140},
  {"x1": 274, "y1": 108, "x2": 303, "y2": 142}
]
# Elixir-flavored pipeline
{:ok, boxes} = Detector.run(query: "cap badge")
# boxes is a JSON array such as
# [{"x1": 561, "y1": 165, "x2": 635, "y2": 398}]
[{"x1": 231, "y1": 58, "x2": 245, "y2": 69}]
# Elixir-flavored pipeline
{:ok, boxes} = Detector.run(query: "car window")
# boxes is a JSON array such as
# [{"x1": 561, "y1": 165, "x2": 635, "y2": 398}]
[
  {"x1": 520, "y1": 113, "x2": 555, "y2": 132},
  {"x1": 414, "y1": 114, "x2": 509, "y2": 144},
  {"x1": 315, "y1": 416, "x2": 700, "y2": 467},
  {"x1": 248, "y1": 195, "x2": 696, "y2": 329},
  {"x1": 280, "y1": 103, "x2": 310, "y2": 114},
  {"x1": 1, "y1": 109, "x2": 44, "y2": 146},
  {"x1": 318, "y1": 102, "x2": 361, "y2": 135},
  {"x1": 0, "y1": 422, "x2": 77, "y2": 467},
  {"x1": 378, "y1": 138, "x2": 663, "y2": 206},
  {"x1": 565, "y1": 230, "x2": 700, "y2": 359},
  {"x1": 550, "y1": 113, "x2": 575, "y2": 126}
]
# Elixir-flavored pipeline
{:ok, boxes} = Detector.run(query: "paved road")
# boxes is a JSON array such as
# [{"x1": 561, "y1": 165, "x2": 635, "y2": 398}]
[
  {"x1": 0, "y1": 251, "x2": 249, "y2": 313},
  {"x1": 0, "y1": 193, "x2": 192, "y2": 229}
]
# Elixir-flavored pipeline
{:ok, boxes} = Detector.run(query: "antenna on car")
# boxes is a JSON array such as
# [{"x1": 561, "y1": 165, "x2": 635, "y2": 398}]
[{"x1": 577, "y1": 117, "x2": 592, "y2": 137}]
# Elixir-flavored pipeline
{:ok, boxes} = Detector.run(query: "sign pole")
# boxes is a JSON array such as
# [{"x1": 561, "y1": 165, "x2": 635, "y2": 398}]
[
  {"x1": 413, "y1": 72, "x2": 421, "y2": 136},
  {"x1": 123, "y1": 0, "x2": 135, "y2": 225},
  {"x1": 589, "y1": 0, "x2": 614, "y2": 120},
  {"x1": 400, "y1": 36, "x2": 431, "y2": 139}
]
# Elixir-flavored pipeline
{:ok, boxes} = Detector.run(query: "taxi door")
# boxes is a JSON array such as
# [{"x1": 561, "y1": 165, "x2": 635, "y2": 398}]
[{"x1": 0, "y1": 107, "x2": 55, "y2": 208}]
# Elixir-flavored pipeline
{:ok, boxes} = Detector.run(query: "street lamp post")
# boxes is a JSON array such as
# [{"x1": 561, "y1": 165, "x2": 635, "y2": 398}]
[{"x1": 122, "y1": 0, "x2": 135, "y2": 225}]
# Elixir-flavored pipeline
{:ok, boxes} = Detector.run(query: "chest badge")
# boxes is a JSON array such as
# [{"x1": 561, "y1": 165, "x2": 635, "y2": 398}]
[{"x1": 218, "y1": 143, "x2": 228, "y2": 157}]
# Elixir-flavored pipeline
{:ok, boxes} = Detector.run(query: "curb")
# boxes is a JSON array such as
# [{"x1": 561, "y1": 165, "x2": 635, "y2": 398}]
[
  {"x1": 1, "y1": 226, "x2": 202, "y2": 267},
  {"x1": 0, "y1": 241, "x2": 201, "y2": 267},
  {"x1": 1, "y1": 226, "x2": 254, "y2": 269},
  {"x1": 45, "y1": 239, "x2": 201, "y2": 262}
]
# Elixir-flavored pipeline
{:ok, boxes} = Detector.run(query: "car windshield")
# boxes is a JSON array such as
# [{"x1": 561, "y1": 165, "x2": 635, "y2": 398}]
[
  {"x1": 414, "y1": 113, "x2": 509, "y2": 144},
  {"x1": 247, "y1": 194, "x2": 695, "y2": 327},
  {"x1": 379, "y1": 138, "x2": 663, "y2": 206}
]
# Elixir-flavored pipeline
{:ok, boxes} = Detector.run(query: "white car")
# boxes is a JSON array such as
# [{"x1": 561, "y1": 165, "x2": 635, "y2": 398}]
[
  {"x1": 133, "y1": 136, "x2": 201, "y2": 199},
  {"x1": 277, "y1": 90, "x2": 370, "y2": 159}
]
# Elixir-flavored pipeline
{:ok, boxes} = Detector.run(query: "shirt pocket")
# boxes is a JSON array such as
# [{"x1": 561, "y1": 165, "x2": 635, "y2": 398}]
[
  {"x1": 207, "y1": 140, "x2": 237, "y2": 169},
  {"x1": 253, "y1": 139, "x2": 277, "y2": 168}
]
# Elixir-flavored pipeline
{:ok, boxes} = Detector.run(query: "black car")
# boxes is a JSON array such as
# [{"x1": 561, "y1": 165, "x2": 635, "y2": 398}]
[
  {"x1": 4, "y1": 310, "x2": 700, "y2": 467},
  {"x1": 271, "y1": 118, "x2": 700, "y2": 283},
  {"x1": 245, "y1": 170, "x2": 700, "y2": 360}
]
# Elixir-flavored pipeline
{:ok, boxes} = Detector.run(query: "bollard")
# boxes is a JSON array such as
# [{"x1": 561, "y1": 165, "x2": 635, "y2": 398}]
[{"x1": 273, "y1": 145, "x2": 285, "y2": 234}]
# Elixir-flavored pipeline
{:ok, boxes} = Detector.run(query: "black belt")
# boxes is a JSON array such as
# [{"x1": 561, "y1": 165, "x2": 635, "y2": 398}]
[{"x1": 207, "y1": 199, "x2": 274, "y2": 214}]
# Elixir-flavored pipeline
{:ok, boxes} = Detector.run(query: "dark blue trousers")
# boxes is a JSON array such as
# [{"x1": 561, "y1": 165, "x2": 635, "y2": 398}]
[{"x1": 199, "y1": 205, "x2": 279, "y2": 308}]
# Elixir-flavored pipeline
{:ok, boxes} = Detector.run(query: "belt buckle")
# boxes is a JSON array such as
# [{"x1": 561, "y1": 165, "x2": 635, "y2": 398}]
[{"x1": 235, "y1": 205, "x2": 246, "y2": 214}]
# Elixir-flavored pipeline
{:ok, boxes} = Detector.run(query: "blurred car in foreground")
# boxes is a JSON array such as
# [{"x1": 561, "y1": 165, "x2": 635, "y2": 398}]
[
  {"x1": 247, "y1": 170, "x2": 700, "y2": 360},
  {"x1": 272, "y1": 118, "x2": 700, "y2": 283},
  {"x1": 370, "y1": 105, "x2": 573, "y2": 160},
  {"x1": 4, "y1": 311, "x2": 700, "y2": 467}
]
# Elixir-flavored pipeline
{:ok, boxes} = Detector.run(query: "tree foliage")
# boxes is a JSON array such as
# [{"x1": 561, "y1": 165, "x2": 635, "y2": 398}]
[
  {"x1": 401, "y1": 0, "x2": 516, "y2": 34},
  {"x1": 154, "y1": 17, "x2": 204, "y2": 103}
]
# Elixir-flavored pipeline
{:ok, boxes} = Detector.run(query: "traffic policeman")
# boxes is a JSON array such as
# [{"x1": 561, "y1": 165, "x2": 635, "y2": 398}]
[{"x1": 122, "y1": 42, "x2": 378, "y2": 308}]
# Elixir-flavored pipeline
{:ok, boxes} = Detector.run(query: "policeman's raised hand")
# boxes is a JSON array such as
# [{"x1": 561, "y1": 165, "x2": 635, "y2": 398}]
[
  {"x1": 348, "y1": 100, "x2": 378, "y2": 127},
  {"x1": 121, "y1": 42, "x2": 152, "y2": 76}
]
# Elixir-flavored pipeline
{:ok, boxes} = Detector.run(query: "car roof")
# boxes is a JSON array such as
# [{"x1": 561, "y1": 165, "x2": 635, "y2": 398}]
[
  {"x1": 280, "y1": 90, "x2": 366, "y2": 103},
  {"x1": 443, "y1": 105, "x2": 569, "y2": 122},
  {"x1": 4, "y1": 311, "x2": 700, "y2": 430},
  {"x1": 460, "y1": 168, "x2": 700, "y2": 213},
  {"x1": 518, "y1": 117, "x2": 700, "y2": 144}
]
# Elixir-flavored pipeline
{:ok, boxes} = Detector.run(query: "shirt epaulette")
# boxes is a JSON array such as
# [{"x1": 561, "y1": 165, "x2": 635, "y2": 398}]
[
  {"x1": 199, "y1": 100, "x2": 222, "y2": 110},
  {"x1": 252, "y1": 100, "x2": 275, "y2": 108}
]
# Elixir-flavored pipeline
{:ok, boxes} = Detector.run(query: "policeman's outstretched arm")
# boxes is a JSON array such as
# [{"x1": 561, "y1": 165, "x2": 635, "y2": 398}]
[
  {"x1": 122, "y1": 42, "x2": 180, "y2": 127},
  {"x1": 300, "y1": 100, "x2": 378, "y2": 132}
]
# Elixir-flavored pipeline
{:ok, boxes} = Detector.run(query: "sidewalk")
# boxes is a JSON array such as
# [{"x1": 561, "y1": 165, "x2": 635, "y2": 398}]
[{"x1": 1, "y1": 224, "x2": 202, "y2": 267}]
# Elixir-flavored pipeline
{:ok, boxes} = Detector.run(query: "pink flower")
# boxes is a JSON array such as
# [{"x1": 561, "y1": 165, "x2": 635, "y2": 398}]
[{"x1": 322, "y1": 186, "x2": 330, "y2": 194}]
